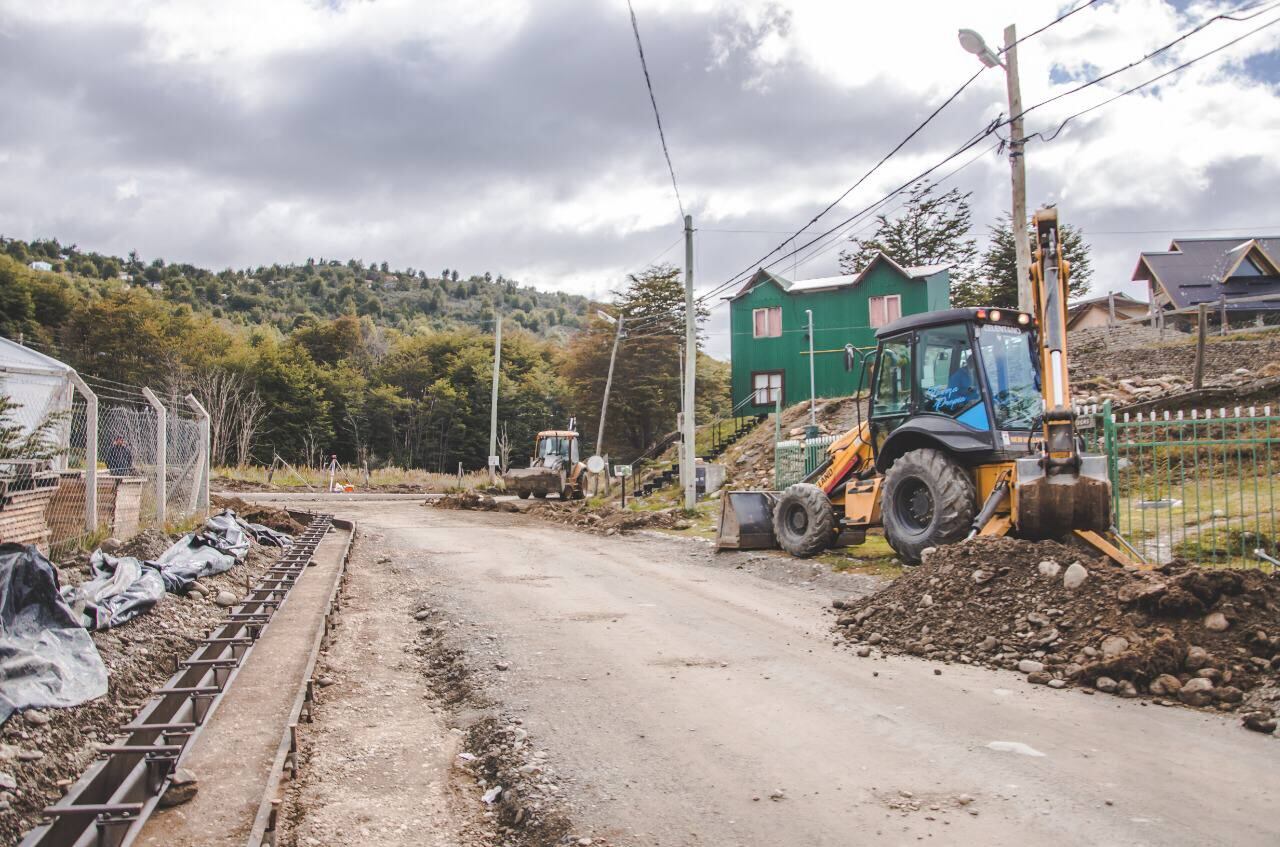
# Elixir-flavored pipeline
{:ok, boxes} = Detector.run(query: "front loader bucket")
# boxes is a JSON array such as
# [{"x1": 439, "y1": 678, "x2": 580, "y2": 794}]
[{"x1": 716, "y1": 491, "x2": 780, "y2": 550}]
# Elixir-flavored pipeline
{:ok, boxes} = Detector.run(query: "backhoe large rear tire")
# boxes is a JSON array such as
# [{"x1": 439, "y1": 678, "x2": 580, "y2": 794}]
[
  {"x1": 773, "y1": 483, "x2": 835, "y2": 558},
  {"x1": 882, "y1": 448, "x2": 975, "y2": 565}
]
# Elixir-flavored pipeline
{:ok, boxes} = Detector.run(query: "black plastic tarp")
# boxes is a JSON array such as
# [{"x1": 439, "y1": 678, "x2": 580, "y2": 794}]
[
  {"x1": 239, "y1": 520, "x2": 293, "y2": 548},
  {"x1": 0, "y1": 544, "x2": 108, "y2": 725},
  {"x1": 152, "y1": 510, "x2": 255, "y2": 594},
  {"x1": 60, "y1": 552, "x2": 166, "y2": 630}
]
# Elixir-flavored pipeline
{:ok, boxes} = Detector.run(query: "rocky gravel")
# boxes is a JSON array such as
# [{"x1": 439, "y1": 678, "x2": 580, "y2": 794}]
[{"x1": 832, "y1": 537, "x2": 1280, "y2": 734}]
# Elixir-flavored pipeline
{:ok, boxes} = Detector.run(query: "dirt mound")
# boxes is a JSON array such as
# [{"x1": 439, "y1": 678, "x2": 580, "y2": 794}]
[
  {"x1": 429, "y1": 491, "x2": 517, "y2": 512},
  {"x1": 833, "y1": 537, "x2": 1280, "y2": 732},
  {"x1": 525, "y1": 501, "x2": 684, "y2": 534},
  {"x1": 1, "y1": 541, "x2": 282, "y2": 843},
  {"x1": 116, "y1": 528, "x2": 175, "y2": 561},
  {"x1": 211, "y1": 494, "x2": 306, "y2": 534}
]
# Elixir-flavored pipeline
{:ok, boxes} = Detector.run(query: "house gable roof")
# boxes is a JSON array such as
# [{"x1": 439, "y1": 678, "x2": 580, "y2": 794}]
[
  {"x1": 1131, "y1": 236, "x2": 1280, "y2": 311},
  {"x1": 728, "y1": 251, "x2": 947, "y2": 302}
]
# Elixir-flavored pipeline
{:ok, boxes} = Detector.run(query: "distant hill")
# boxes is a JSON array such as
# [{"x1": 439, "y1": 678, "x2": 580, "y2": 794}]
[{"x1": 0, "y1": 236, "x2": 592, "y2": 338}]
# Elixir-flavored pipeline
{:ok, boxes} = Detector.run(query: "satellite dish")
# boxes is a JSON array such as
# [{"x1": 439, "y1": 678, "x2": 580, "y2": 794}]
[{"x1": 586, "y1": 455, "x2": 606, "y2": 474}]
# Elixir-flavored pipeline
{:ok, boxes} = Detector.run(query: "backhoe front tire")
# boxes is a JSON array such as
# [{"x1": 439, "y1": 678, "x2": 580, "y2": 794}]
[
  {"x1": 773, "y1": 483, "x2": 835, "y2": 558},
  {"x1": 882, "y1": 448, "x2": 975, "y2": 565}
]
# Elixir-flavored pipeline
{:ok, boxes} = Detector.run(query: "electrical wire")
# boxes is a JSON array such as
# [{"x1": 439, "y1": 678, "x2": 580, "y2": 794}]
[
  {"x1": 626, "y1": 0, "x2": 685, "y2": 221},
  {"x1": 1018, "y1": 9, "x2": 1280, "y2": 144}
]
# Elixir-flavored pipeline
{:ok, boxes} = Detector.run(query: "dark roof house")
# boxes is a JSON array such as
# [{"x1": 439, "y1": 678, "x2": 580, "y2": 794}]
[{"x1": 1132, "y1": 237, "x2": 1280, "y2": 324}]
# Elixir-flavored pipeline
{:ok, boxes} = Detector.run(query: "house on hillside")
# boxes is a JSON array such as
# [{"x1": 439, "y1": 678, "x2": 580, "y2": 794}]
[
  {"x1": 1132, "y1": 237, "x2": 1280, "y2": 329},
  {"x1": 728, "y1": 254, "x2": 949, "y2": 412},
  {"x1": 1066, "y1": 292, "x2": 1148, "y2": 330},
  {"x1": 28, "y1": 261, "x2": 52, "y2": 272}
]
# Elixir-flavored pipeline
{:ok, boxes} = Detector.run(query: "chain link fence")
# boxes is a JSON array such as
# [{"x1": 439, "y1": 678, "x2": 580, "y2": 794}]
[{"x1": 2, "y1": 341, "x2": 210, "y2": 555}]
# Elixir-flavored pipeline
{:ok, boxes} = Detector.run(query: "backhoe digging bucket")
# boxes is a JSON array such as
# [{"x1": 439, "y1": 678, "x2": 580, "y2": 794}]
[
  {"x1": 716, "y1": 491, "x2": 780, "y2": 550},
  {"x1": 1014, "y1": 454, "x2": 1112, "y2": 539}
]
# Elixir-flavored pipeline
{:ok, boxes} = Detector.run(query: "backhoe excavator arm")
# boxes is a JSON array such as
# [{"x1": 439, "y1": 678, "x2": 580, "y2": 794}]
[{"x1": 1028, "y1": 208, "x2": 1077, "y2": 462}]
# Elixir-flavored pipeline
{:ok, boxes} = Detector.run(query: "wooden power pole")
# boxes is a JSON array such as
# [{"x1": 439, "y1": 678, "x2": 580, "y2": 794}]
[{"x1": 682, "y1": 214, "x2": 696, "y2": 511}]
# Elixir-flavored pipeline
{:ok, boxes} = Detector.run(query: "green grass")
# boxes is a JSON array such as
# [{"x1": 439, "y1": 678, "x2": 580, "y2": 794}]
[
  {"x1": 215, "y1": 465, "x2": 495, "y2": 492},
  {"x1": 814, "y1": 530, "x2": 904, "y2": 578}
]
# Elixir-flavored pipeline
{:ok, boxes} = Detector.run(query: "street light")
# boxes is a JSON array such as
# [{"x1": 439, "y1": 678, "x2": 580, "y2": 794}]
[
  {"x1": 957, "y1": 28, "x2": 1003, "y2": 69},
  {"x1": 958, "y1": 24, "x2": 1031, "y2": 312}
]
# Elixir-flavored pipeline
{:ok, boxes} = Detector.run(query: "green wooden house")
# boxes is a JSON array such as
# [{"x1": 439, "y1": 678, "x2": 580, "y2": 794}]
[{"x1": 728, "y1": 254, "x2": 950, "y2": 412}]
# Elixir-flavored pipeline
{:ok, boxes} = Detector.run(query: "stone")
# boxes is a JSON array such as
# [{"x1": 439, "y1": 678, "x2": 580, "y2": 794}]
[
  {"x1": 978, "y1": 635, "x2": 998, "y2": 652},
  {"x1": 920, "y1": 547, "x2": 938, "y2": 563},
  {"x1": 100, "y1": 537, "x2": 124, "y2": 553},
  {"x1": 1026, "y1": 671, "x2": 1052, "y2": 685},
  {"x1": 1017, "y1": 659, "x2": 1045, "y2": 674},
  {"x1": 1037, "y1": 560, "x2": 1061, "y2": 578},
  {"x1": 1243, "y1": 712, "x2": 1277, "y2": 734},
  {"x1": 214, "y1": 590, "x2": 238, "y2": 608},
  {"x1": 1184, "y1": 646, "x2": 1210, "y2": 671},
  {"x1": 22, "y1": 709, "x2": 50, "y2": 727},
  {"x1": 1063, "y1": 563, "x2": 1088, "y2": 590},
  {"x1": 0, "y1": 772, "x2": 15, "y2": 790},
  {"x1": 920, "y1": 594, "x2": 933, "y2": 607},
  {"x1": 1115, "y1": 680, "x2": 1138, "y2": 698},
  {"x1": 17, "y1": 750, "x2": 43, "y2": 762},
  {"x1": 1203, "y1": 612, "x2": 1229, "y2": 632},
  {"x1": 1178, "y1": 677, "x2": 1215, "y2": 707},
  {"x1": 972, "y1": 570, "x2": 992, "y2": 585},
  {"x1": 1148, "y1": 674, "x2": 1182, "y2": 697},
  {"x1": 855, "y1": 646, "x2": 872, "y2": 658},
  {"x1": 1196, "y1": 667, "x2": 1222, "y2": 681},
  {"x1": 867, "y1": 633, "x2": 883, "y2": 645},
  {"x1": 159, "y1": 768, "x2": 198, "y2": 808},
  {"x1": 186, "y1": 583, "x2": 207, "y2": 598},
  {"x1": 495, "y1": 662, "x2": 510, "y2": 671},
  {"x1": 1026, "y1": 611, "x2": 1051, "y2": 627},
  {"x1": 1094, "y1": 676, "x2": 1119, "y2": 693},
  {"x1": 1100, "y1": 636, "x2": 1129, "y2": 658},
  {"x1": 414, "y1": 609, "x2": 432, "y2": 621},
  {"x1": 1215, "y1": 685, "x2": 1244, "y2": 704},
  {"x1": 1047, "y1": 679, "x2": 1067, "y2": 689},
  {"x1": 316, "y1": 675, "x2": 336, "y2": 688}
]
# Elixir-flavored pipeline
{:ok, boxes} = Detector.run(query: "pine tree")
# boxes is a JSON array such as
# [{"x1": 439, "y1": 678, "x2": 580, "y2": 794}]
[
  {"x1": 839, "y1": 180, "x2": 981, "y2": 304},
  {"x1": 974, "y1": 215, "x2": 1094, "y2": 308}
]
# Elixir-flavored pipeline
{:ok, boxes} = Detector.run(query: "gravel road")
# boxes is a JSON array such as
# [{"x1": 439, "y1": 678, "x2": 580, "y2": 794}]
[{"x1": 267, "y1": 500, "x2": 1278, "y2": 847}]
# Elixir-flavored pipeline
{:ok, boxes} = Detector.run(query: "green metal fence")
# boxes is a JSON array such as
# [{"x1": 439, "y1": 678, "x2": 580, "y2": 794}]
[
  {"x1": 771, "y1": 400, "x2": 1279, "y2": 570},
  {"x1": 775, "y1": 434, "x2": 837, "y2": 489},
  {"x1": 1089, "y1": 401, "x2": 1280, "y2": 570}
]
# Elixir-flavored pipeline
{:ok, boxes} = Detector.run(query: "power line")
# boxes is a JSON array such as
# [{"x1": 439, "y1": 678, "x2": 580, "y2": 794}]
[
  {"x1": 1016, "y1": 0, "x2": 1280, "y2": 127},
  {"x1": 626, "y1": 0, "x2": 685, "y2": 221}
]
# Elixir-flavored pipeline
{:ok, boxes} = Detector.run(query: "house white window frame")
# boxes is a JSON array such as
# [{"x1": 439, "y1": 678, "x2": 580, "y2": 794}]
[
  {"x1": 752, "y1": 306, "x2": 782, "y2": 338},
  {"x1": 868, "y1": 294, "x2": 902, "y2": 328},
  {"x1": 752, "y1": 370, "x2": 784, "y2": 406}
]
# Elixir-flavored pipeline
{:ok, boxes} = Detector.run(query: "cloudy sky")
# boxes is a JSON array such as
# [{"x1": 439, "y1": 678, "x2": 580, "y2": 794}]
[{"x1": 2, "y1": 0, "x2": 1278, "y2": 356}]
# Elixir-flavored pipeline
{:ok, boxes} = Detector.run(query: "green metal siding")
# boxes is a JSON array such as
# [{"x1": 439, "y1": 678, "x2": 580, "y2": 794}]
[{"x1": 730, "y1": 265, "x2": 949, "y2": 412}]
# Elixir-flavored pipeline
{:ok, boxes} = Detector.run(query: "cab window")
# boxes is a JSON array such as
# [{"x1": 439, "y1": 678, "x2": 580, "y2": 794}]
[
  {"x1": 917, "y1": 324, "x2": 981, "y2": 419},
  {"x1": 871, "y1": 339, "x2": 912, "y2": 418}
]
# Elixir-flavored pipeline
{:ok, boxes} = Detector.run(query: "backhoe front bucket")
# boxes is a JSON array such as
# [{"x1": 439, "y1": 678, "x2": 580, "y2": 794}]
[
  {"x1": 715, "y1": 491, "x2": 780, "y2": 550},
  {"x1": 1015, "y1": 454, "x2": 1112, "y2": 539}
]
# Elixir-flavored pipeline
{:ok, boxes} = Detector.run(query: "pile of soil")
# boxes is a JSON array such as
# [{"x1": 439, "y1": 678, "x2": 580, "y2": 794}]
[
  {"x1": 211, "y1": 494, "x2": 306, "y2": 534},
  {"x1": 524, "y1": 501, "x2": 685, "y2": 535},
  {"x1": 0, "y1": 539, "x2": 283, "y2": 843},
  {"x1": 429, "y1": 492, "x2": 518, "y2": 513},
  {"x1": 833, "y1": 537, "x2": 1280, "y2": 733}
]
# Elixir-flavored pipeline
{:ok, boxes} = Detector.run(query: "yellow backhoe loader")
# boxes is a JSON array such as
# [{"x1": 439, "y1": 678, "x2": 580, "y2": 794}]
[{"x1": 717, "y1": 208, "x2": 1135, "y2": 566}]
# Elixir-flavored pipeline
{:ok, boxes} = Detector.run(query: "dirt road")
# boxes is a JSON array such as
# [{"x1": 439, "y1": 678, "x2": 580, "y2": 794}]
[{"x1": 269, "y1": 499, "x2": 1277, "y2": 847}]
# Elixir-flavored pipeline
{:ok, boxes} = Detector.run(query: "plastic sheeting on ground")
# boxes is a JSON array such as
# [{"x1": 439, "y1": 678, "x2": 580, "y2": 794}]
[
  {"x1": 60, "y1": 552, "x2": 166, "y2": 630},
  {"x1": 0, "y1": 543, "x2": 108, "y2": 725},
  {"x1": 152, "y1": 510, "x2": 248, "y2": 594},
  {"x1": 239, "y1": 520, "x2": 293, "y2": 548}
]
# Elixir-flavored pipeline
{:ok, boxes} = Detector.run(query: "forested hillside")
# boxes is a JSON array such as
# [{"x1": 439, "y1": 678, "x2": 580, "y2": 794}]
[
  {"x1": 0, "y1": 243, "x2": 729, "y2": 474},
  {"x1": 1, "y1": 236, "x2": 590, "y2": 337}
]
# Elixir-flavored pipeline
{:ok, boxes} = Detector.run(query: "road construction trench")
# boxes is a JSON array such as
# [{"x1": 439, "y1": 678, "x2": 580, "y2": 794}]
[
  {"x1": 135, "y1": 526, "x2": 350, "y2": 847},
  {"x1": 238, "y1": 499, "x2": 1279, "y2": 847}
]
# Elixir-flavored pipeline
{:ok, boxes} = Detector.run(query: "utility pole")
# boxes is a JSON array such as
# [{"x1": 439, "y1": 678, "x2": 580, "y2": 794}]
[
  {"x1": 682, "y1": 214, "x2": 696, "y2": 511},
  {"x1": 1004, "y1": 24, "x2": 1032, "y2": 314},
  {"x1": 488, "y1": 315, "x2": 502, "y2": 485},
  {"x1": 959, "y1": 25, "x2": 1030, "y2": 311},
  {"x1": 806, "y1": 309, "x2": 816, "y2": 429},
  {"x1": 596, "y1": 311, "x2": 624, "y2": 495}
]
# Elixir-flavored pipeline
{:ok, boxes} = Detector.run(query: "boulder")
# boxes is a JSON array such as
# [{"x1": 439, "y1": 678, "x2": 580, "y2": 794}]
[
  {"x1": 1063, "y1": 563, "x2": 1089, "y2": 590},
  {"x1": 1148, "y1": 674, "x2": 1182, "y2": 697},
  {"x1": 1178, "y1": 677, "x2": 1215, "y2": 707}
]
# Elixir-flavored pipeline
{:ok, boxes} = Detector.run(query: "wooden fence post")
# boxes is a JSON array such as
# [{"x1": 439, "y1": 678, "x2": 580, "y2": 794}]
[{"x1": 1194, "y1": 303, "x2": 1208, "y2": 390}]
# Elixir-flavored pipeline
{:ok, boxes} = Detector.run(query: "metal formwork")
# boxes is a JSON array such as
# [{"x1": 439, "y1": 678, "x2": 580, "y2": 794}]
[{"x1": 19, "y1": 514, "x2": 334, "y2": 847}]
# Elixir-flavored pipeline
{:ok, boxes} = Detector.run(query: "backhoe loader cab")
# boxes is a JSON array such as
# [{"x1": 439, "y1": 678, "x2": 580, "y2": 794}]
[
  {"x1": 501, "y1": 425, "x2": 588, "y2": 500},
  {"x1": 717, "y1": 208, "x2": 1124, "y2": 567}
]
